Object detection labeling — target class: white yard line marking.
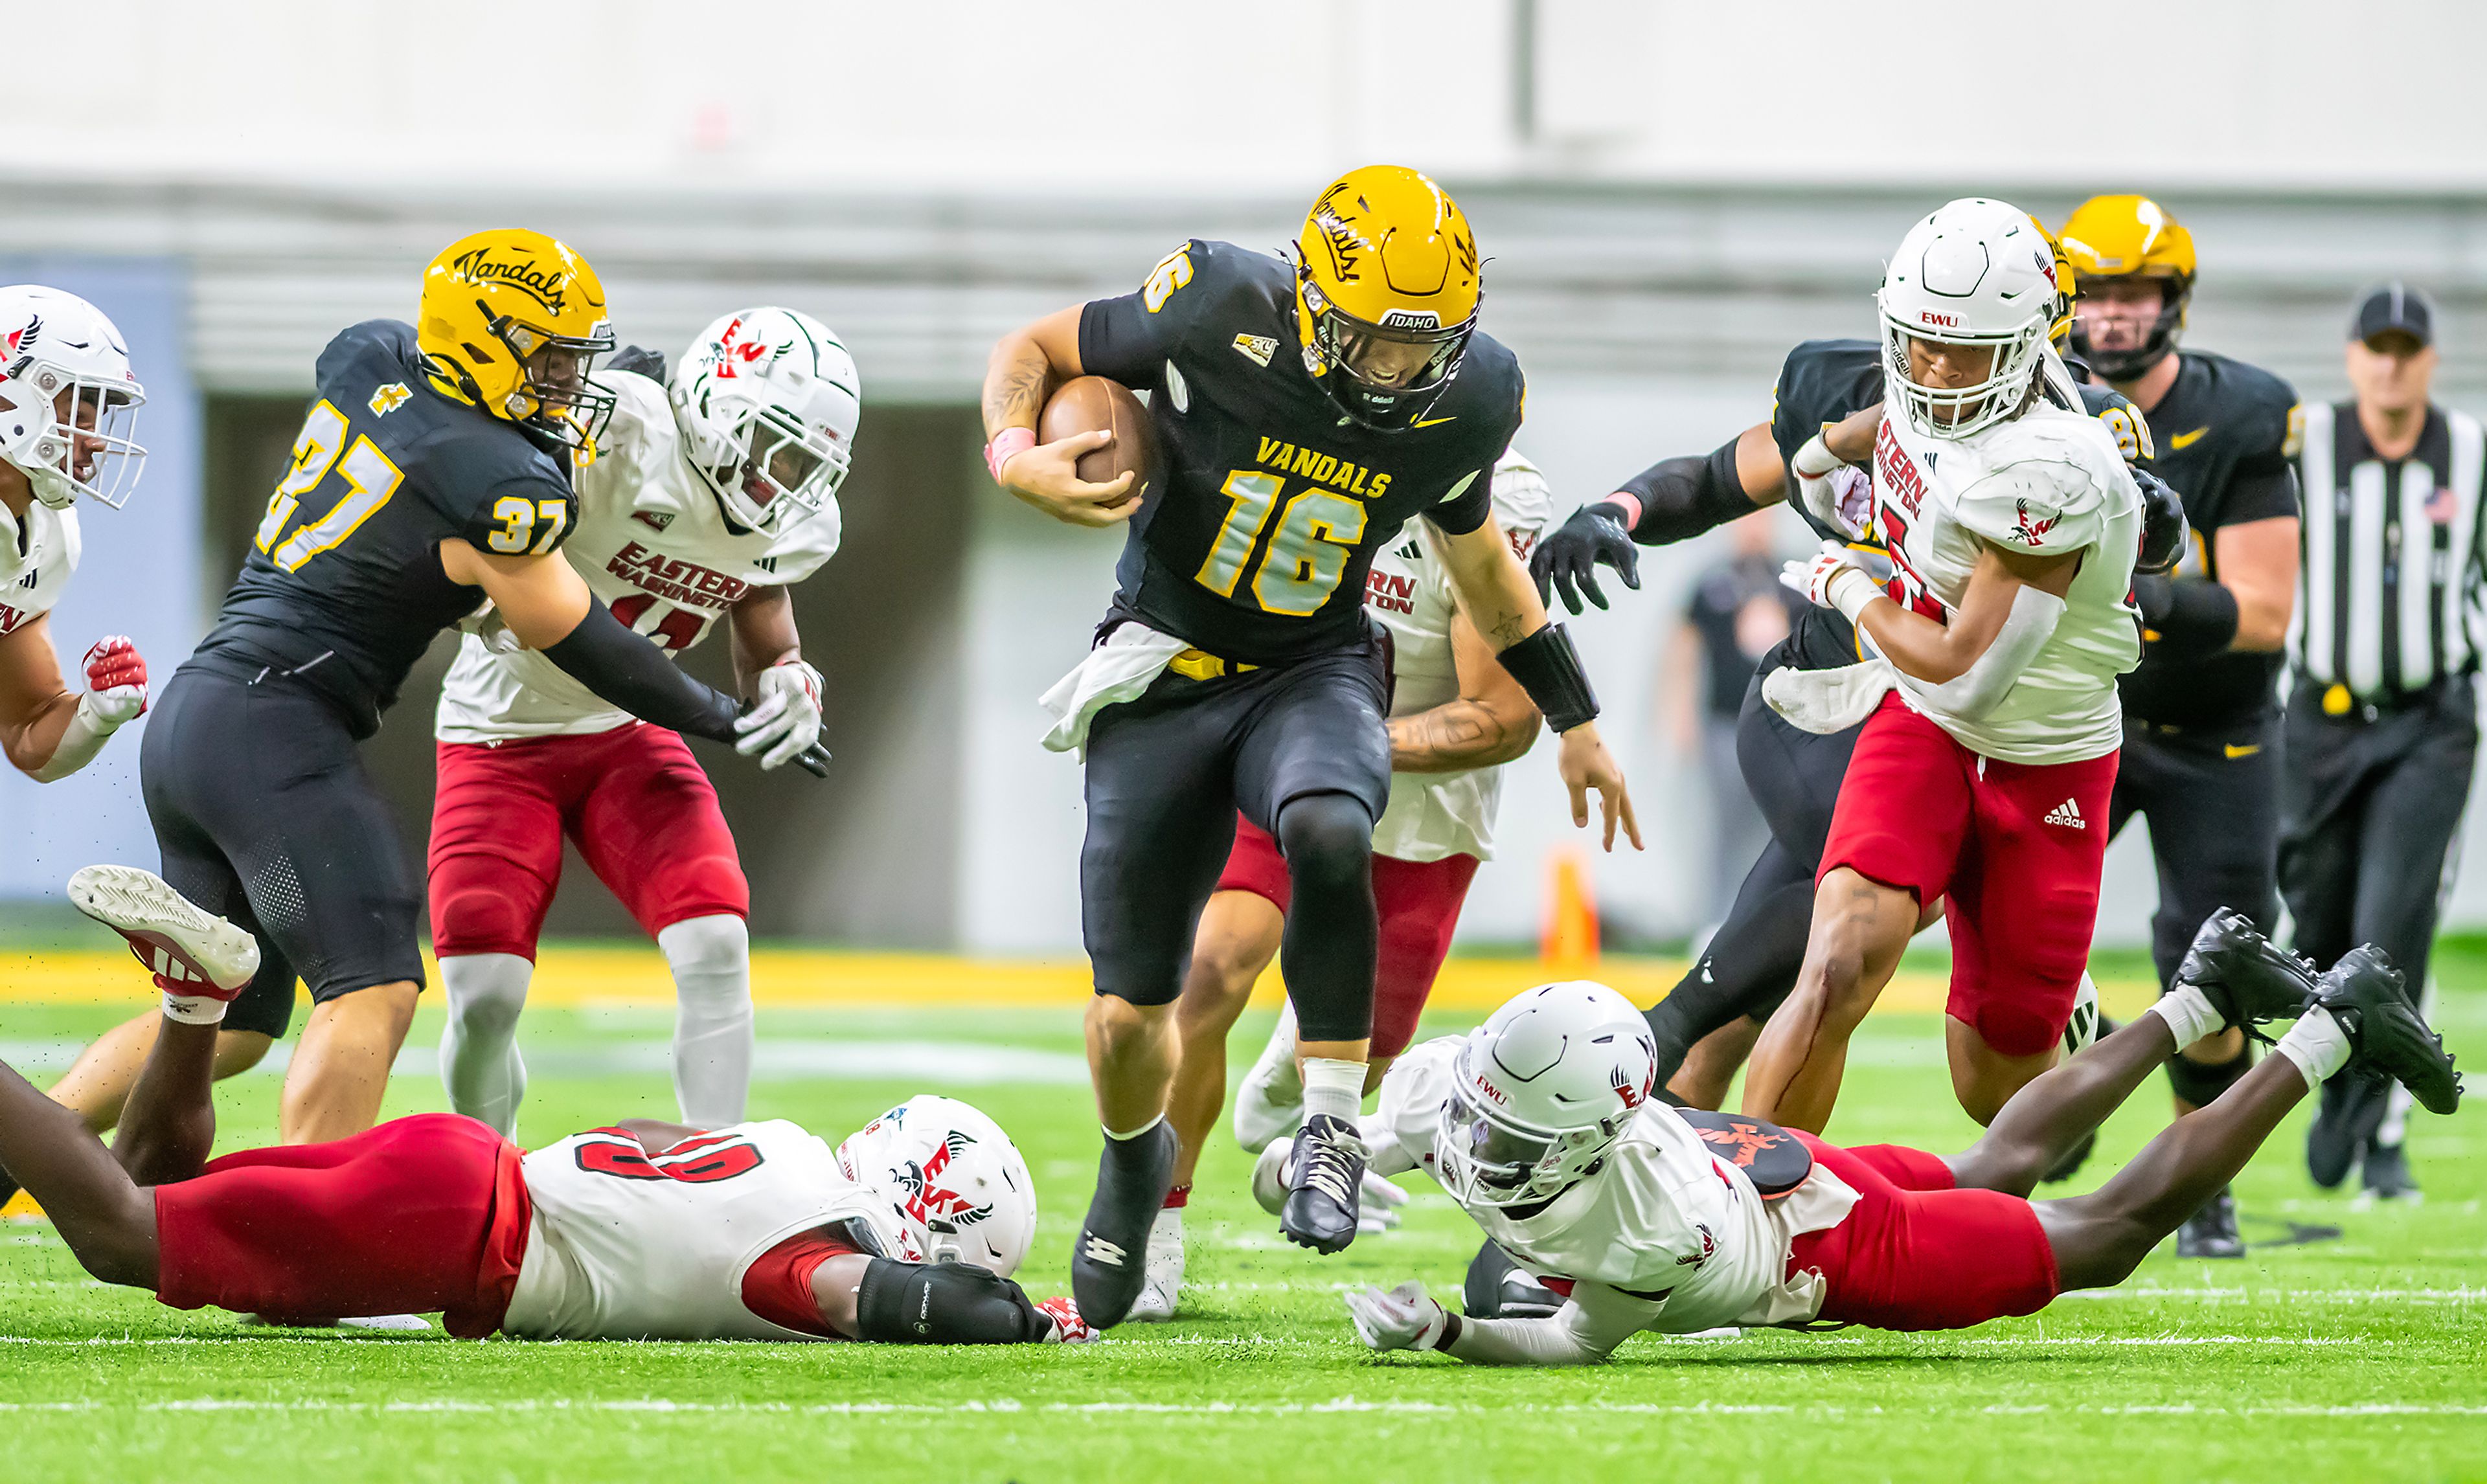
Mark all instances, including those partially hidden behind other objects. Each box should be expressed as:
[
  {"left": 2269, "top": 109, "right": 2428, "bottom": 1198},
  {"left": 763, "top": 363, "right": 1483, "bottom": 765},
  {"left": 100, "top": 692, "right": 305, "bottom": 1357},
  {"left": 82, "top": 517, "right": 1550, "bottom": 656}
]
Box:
[
  {"left": 0, "top": 1039, "right": 1091, "bottom": 1086},
  {"left": 0, "top": 1397, "right": 2479, "bottom": 1420}
]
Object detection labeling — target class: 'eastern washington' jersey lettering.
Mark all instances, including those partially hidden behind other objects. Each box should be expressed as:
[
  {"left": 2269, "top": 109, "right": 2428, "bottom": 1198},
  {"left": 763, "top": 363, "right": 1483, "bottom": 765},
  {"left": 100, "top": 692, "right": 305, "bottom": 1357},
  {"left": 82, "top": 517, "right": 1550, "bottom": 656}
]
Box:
[
  {"left": 436, "top": 371, "right": 841, "bottom": 742},
  {"left": 2116, "top": 349, "right": 2300, "bottom": 728},
  {"left": 1767, "top": 338, "right": 2157, "bottom": 676},
  {"left": 0, "top": 498, "right": 77, "bottom": 638},
  {"left": 1368, "top": 449, "right": 1552, "bottom": 864},
  {"left": 1077, "top": 239, "right": 1525, "bottom": 666},
  {"left": 503, "top": 1119, "right": 914, "bottom": 1342},
  {"left": 191, "top": 319, "right": 579, "bottom": 736}
]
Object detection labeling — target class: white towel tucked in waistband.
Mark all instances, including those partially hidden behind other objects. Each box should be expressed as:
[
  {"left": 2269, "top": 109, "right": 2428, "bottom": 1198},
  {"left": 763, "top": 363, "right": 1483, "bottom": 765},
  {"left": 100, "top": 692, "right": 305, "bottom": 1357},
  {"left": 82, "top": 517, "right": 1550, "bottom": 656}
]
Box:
[{"left": 1039, "top": 622, "right": 1194, "bottom": 756}]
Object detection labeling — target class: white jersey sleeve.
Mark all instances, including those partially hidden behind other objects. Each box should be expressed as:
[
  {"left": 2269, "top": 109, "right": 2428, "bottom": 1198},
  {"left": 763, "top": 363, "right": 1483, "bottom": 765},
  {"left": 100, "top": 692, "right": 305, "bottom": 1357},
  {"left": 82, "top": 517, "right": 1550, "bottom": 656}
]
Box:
[
  {"left": 0, "top": 500, "right": 79, "bottom": 638},
  {"left": 435, "top": 372, "right": 844, "bottom": 743},
  {"left": 502, "top": 1119, "right": 913, "bottom": 1342},
  {"left": 1367, "top": 447, "right": 1555, "bottom": 864}
]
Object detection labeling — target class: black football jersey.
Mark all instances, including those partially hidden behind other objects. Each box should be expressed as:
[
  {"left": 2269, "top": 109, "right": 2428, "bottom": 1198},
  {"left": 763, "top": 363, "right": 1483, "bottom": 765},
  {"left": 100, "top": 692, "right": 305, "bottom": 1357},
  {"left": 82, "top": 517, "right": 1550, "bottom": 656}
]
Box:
[
  {"left": 192, "top": 320, "right": 578, "bottom": 736},
  {"left": 2114, "top": 349, "right": 2300, "bottom": 728},
  {"left": 1766, "top": 338, "right": 2159, "bottom": 671},
  {"left": 1077, "top": 240, "right": 1524, "bottom": 666}
]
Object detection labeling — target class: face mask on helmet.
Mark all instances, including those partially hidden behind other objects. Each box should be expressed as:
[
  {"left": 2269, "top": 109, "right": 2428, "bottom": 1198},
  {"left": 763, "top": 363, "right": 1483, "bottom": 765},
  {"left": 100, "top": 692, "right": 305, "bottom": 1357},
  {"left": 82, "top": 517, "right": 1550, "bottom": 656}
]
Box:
[
  {"left": 0, "top": 286, "right": 148, "bottom": 510},
  {"left": 1876, "top": 201, "right": 2054, "bottom": 441},
  {"left": 490, "top": 313, "right": 617, "bottom": 453},
  {"left": 690, "top": 401, "right": 850, "bottom": 534},
  {"left": 670, "top": 308, "right": 861, "bottom": 535},
  {"left": 1302, "top": 278, "right": 1475, "bottom": 432}
]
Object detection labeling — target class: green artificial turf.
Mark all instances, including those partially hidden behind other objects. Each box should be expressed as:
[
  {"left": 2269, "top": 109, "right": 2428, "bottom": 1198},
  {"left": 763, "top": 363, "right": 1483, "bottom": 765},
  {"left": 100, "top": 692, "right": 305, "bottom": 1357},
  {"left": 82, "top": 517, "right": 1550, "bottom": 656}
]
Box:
[{"left": 1, "top": 987, "right": 2482, "bottom": 1482}]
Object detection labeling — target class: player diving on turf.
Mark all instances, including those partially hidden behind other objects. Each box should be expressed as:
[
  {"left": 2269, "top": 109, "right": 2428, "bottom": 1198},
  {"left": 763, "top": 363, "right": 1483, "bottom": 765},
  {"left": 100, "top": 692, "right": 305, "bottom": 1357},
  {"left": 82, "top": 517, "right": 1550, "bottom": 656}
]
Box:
[
  {"left": 1288, "top": 914, "right": 2458, "bottom": 1362},
  {"left": 0, "top": 867, "right": 1093, "bottom": 1346},
  {"left": 982, "top": 165, "right": 1638, "bottom": 1327}
]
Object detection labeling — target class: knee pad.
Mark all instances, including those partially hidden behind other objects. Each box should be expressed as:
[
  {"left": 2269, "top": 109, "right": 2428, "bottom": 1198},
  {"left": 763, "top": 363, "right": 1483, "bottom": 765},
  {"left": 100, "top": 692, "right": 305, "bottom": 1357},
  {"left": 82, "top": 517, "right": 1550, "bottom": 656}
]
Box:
[
  {"left": 1275, "top": 793, "right": 1374, "bottom": 889},
  {"left": 658, "top": 912, "right": 749, "bottom": 984},
  {"left": 2166, "top": 1043, "right": 2254, "bottom": 1106},
  {"left": 429, "top": 880, "right": 541, "bottom": 961}
]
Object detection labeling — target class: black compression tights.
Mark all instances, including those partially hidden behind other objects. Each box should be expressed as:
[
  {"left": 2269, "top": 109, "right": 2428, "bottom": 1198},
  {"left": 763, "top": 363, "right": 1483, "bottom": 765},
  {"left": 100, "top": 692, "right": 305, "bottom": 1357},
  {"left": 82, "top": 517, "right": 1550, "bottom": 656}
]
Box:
[
  {"left": 1645, "top": 839, "right": 1817, "bottom": 1086},
  {"left": 1274, "top": 793, "right": 1379, "bottom": 1044}
]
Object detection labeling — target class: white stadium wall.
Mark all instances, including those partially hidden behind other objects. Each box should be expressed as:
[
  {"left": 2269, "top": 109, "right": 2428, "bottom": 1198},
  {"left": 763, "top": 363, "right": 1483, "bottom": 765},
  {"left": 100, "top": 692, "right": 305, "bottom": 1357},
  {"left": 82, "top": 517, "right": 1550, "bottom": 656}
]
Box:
[{"left": 8, "top": 0, "right": 2487, "bottom": 949}]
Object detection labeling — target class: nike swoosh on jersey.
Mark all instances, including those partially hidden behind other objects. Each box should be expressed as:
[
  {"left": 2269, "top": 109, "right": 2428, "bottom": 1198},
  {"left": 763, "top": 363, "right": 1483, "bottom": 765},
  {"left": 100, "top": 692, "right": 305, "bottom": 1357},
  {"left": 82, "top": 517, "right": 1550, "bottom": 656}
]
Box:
[
  {"left": 2224, "top": 743, "right": 2262, "bottom": 759},
  {"left": 1413, "top": 416, "right": 1458, "bottom": 428},
  {"left": 2169, "top": 426, "right": 2212, "bottom": 450}
]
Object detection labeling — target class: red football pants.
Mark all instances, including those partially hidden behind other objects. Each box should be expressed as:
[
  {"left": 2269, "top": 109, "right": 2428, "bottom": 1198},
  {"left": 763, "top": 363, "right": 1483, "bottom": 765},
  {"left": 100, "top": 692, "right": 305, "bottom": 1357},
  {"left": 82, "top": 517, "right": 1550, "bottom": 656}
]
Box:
[
  {"left": 429, "top": 725, "right": 748, "bottom": 961},
  {"left": 153, "top": 1113, "right": 532, "bottom": 1338},
  {"left": 1215, "top": 814, "right": 1480, "bottom": 1058},
  {"left": 1819, "top": 695, "right": 2118, "bottom": 1058},
  {"left": 1786, "top": 1131, "right": 2060, "bottom": 1331}
]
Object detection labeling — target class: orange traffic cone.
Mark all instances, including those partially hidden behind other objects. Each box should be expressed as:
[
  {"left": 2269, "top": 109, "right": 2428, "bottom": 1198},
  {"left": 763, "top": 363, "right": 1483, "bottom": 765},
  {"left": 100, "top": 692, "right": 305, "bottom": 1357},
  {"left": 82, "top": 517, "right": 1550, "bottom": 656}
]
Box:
[
  {"left": 1540, "top": 847, "right": 1600, "bottom": 971},
  {"left": 1, "top": 1189, "right": 43, "bottom": 1221}
]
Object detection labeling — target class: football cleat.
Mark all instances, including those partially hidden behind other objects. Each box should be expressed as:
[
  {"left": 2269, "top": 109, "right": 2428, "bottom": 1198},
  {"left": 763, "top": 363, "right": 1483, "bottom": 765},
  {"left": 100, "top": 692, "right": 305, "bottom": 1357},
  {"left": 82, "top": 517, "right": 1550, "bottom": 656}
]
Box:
[
  {"left": 1463, "top": 1240, "right": 1563, "bottom": 1320},
  {"left": 2174, "top": 910, "right": 2315, "bottom": 1038},
  {"left": 2174, "top": 1185, "right": 2244, "bottom": 1260},
  {"left": 1124, "top": 1208, "right": 1185, "bottom": 1323},
  {"left": 2306, "top": 1070, "right": 2390, "bottom": 1190},
  {"left": 1069, "top": 1121, "right": 1177, "bottom": 1329},
  {"left": 67, "top": 864, "right": 259, "bottom": 997},
  {"left": 2061, "top": 974, "right": 2102, "bottom": 1059},
  {"left": 1232, "top": 1000, "right": 1305, "bottom": 1152},
  {"left": 2313, "top": 947, "right": 2462, "bottom": 1117},
  {"left": 1279, "top": 1113, "right": 1367, "bottom": 1255},
  {"left": 2358, "top": 1140, "right": 2421, "bottom": 1204}
]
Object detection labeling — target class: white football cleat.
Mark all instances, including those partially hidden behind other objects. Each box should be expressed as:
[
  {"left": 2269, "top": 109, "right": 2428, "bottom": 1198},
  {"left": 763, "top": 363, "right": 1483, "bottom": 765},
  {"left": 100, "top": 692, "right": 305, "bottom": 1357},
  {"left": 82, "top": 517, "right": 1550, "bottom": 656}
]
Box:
[
  {"left": 67, "top": 864, "right": 259, "bottom": 995},
  {"left": 1124, "top": 1208, "right": 1184, "bottom": 1322},
  {"left": 1232, "top": 1000, "right": 1305, "bottom": 1152},
  {"left": 2062, "top": 971, "right": 2102, "bottom": 1059}
]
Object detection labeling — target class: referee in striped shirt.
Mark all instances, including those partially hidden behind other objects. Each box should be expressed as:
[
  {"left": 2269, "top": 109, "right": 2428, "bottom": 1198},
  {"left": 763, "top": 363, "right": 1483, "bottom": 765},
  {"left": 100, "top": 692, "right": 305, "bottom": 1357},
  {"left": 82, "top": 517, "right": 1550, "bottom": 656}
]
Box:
[{"left": 2283, "top": 282, "right": 2481, "bottom": 1201}]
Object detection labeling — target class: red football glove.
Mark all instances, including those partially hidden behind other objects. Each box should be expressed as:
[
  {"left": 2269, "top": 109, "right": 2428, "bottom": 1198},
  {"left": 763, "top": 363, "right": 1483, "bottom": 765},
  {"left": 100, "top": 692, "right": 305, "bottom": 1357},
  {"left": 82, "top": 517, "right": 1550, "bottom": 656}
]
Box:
[
  {"left": 81, "top": 636, "right": 148, "bottom": 723},
  {"left": 1036, "top": 1296, "right": 1099, "bottom": 1343}
]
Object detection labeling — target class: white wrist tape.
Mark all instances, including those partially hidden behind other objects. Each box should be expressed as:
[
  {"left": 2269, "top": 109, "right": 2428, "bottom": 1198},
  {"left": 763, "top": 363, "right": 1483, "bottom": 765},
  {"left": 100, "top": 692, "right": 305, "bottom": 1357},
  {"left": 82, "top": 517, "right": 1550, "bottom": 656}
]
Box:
[
  {"left": 1823, "top": 565, "right": 1882, "bottom": 625},
  {"left": 1918, "top": 583, "right": 2066, "bottom": 721},
  {"left": 1791, "top": 432, "right": 1845, "bottom": 478},
  {"left": 28, "top": 691, "right": 122, "bottom": 783}
]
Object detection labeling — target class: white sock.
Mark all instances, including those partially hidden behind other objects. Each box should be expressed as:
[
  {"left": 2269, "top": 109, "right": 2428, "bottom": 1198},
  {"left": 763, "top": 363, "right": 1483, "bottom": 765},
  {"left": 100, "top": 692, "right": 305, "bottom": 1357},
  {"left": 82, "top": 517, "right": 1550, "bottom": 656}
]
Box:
[
  {"left": 1301, "top": 1057, "right": 1365, "bottom": 1126},
  {"left": 440, "top": 952, "right": 533, "bottom": 1138},
  {"left": 662, "top": 914, "right": 753, "bottom": 1126},
  {"left": 1105, "top": 1112, "right": 1165, "bottom": 1142},
  {"left": 2276, "top": 1006, "right": 2352, "bottom": 1091},
  {"left": 2146, "top": 982, "right": 2223, "bottom": 1050},
  {"left": 160, "top": 992, "right": 227, "bottom": 1026}
]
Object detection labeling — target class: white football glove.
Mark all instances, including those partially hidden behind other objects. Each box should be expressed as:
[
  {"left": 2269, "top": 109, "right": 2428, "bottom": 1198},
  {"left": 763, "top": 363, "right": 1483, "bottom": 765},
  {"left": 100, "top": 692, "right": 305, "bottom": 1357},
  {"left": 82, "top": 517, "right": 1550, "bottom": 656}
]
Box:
[
  {"left": 1780, "top": 541, "right": 1882, "bottom": 623},
  {"left": 1789, "top": 433, "right": 1874, "bottom": 540},
  {"left": 1358, "top": 1169, "right": 1409, "bottom": 1233},
  {"left": 1344, "top": 1280, "right": 1451, "bottom": 1353},
  {"left": 734, "top": 657, "right": 824, "bottom": 770},
  {"left": 1035, "top": 1296, "right": 1100, "bottom": 1343},
  {"left": 81, "top": 636, "right": 148, "bottom": 725}
]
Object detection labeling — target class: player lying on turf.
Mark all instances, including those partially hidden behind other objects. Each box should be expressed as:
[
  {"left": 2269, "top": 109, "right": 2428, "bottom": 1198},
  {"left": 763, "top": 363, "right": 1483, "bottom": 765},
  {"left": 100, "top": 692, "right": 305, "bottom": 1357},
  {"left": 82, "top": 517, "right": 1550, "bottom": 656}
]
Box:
[
  {"left": 1249, "top": 912, "right": 2458, "bottom": 1361},
  {"left": 0, "top": 866, "right": 1090, "bottom": 1345}
]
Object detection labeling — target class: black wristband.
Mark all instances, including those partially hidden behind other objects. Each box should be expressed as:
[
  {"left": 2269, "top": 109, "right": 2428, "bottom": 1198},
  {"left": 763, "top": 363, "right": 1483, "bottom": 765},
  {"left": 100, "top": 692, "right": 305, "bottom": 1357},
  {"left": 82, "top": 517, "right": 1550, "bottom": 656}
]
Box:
[
  {"left": 1614, "top": 436, "right": 1753, "bottom": 545},
  {"left": 854, "top": 1258, "right": 1048, "bottom": 1345},
  {"left": 540, "top": 596, "right": 744, "bottom": 744},
  {"left": 1495, "top": 621, "right": 1600, "bottom": 732},
  {"left": 2131, "top": 574, "right": 2240, "bottom": 653}
]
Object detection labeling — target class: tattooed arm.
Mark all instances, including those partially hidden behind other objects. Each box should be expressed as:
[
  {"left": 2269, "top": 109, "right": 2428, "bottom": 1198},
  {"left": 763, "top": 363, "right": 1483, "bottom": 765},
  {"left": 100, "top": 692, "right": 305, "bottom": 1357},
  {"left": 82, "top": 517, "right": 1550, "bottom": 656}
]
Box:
[
  {"left": 980, "top": 306, "right": 1135, "bottom": 526},
  {"left": 1391, "top": 607, "right": 1540, "bottom": 774}
]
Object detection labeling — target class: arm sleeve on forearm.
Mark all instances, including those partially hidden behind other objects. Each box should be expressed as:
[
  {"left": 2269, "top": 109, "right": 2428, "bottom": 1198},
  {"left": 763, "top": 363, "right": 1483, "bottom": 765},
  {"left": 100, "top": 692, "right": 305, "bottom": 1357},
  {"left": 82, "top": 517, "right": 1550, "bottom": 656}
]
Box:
[
  {"left": 854, "top": 1259, "right": 1053, "bottom": 1345},
  {"left": 1910, "top": 583, "right": 2067, "bottom": 721},
  {"left": 1441, "top": 1284, "right": 1658, "bottom": 1366},
  {"left": 1615, "top": 437, "right": 1754, "bottom": 545},
  {"left": 2131, "top": 573, "right": 2241, "bottom": 655},
  {"left": 540, "top": 597, "right": 744, "bottom": 744},
  {"left": 26, "top": 694, "right": 117, "bottom": 783}
]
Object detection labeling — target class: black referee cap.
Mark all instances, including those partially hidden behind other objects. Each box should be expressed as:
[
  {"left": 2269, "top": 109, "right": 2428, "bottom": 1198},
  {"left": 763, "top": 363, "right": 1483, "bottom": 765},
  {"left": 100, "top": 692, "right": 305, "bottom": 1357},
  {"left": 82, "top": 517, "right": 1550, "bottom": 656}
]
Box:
[{"left": 2352, "top": 282, "right": 2435, "bottom": 348}]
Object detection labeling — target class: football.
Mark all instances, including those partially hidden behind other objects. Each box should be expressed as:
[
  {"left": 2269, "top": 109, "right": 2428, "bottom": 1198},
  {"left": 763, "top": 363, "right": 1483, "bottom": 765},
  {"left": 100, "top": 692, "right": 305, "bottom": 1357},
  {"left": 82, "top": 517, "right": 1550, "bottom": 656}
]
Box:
[{"left": 1038, "top": 374, "right": 1160, "bottom": 508}]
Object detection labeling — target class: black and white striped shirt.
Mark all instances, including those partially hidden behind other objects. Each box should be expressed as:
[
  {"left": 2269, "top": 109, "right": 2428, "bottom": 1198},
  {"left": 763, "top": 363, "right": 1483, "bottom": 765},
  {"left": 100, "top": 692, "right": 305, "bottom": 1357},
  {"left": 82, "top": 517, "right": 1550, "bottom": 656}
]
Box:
[{"left": 2293, "top": 401, "right": 2487, "bottom": 699}]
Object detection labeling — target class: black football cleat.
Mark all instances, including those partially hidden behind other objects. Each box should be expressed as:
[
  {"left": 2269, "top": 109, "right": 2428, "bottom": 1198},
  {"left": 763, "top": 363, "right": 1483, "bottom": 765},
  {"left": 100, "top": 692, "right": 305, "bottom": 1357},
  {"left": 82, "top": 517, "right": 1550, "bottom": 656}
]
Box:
[
  {"left": 2306, "top": 1070, "right": 2390, "bottom": 1190},
  {"left": 1278, "top": 1113, "right": 1367, "bottom": 1255},
  {"left": 2361, "top": 1140, "right": 2420, "bottom": 1202},
  {"left": 1070, "top": 1121, "right": 1177, "bottom": 1329},
  {"left": 2313, "top": 946, "right": 2463, "bottom": 1117},
  {"left": 2175, "top": 910, "right": 2315, "bottom": 1037},
  {"left": 1464, "top": 1240, "right": 1564, "bottom": 1320},
  {"left": 2175, "top": 1185, "right": 2245, "bottom": 1259}
]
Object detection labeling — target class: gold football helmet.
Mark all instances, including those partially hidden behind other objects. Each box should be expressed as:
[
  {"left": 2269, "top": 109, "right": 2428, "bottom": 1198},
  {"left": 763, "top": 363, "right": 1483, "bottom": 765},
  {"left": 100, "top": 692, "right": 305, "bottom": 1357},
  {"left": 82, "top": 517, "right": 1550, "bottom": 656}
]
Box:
[
  {"left": 2057, "top": 195, "right": 2195, "bottom": 379},
  {"left": 416, "top": 229, "right": 616, "bottom": 450},
  {"left": 1293, "top": 164, "right": 1481, "bottom": 431},
  {"left": 2028, "top": 214, "right": 2078, "bottom": 352}
]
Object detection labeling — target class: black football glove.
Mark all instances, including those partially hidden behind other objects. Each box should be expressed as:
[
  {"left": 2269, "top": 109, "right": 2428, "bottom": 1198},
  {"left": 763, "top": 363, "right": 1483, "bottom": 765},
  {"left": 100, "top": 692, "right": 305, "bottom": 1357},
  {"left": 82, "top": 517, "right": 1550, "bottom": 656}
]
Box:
[
  {"left": 2133, "top": 467, "right": 2189, "bottom": 576},
  {"left": 608, "top": 344, "right": 668, "bottom": 383},
  {"left": 1530, "top": 501, "right": 1642, "bottom": 614}
]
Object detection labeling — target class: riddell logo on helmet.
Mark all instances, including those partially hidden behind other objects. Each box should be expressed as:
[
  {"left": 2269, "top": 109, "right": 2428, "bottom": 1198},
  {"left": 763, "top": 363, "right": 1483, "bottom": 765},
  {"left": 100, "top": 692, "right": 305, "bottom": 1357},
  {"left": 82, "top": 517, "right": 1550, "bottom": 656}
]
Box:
[
  {"left": 450, "top": 249, "right": 569, "bottom": 317},
  {"left": 1918, "top": 311, "right": 1962, "bottom": 328}
]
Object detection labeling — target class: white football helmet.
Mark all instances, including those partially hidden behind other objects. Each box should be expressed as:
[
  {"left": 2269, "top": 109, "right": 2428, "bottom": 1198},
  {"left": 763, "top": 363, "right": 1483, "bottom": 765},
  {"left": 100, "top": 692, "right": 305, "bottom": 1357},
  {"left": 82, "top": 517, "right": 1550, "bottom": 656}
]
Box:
[
  {"left": 835, "top": 1094, "right": 1036, "bottom": 1277},
  {"left": 1434, "top": 981, "right": 1659, "bottom": 1208},
  {"left": 0, "top": 286, "right": 146, "bottom": 510},
  {"left": 668, "top": 306, "right": 859, "bottom": 535},
  {"left": 1877, "top": 199, "right": 2056, "bottom": 441}
]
